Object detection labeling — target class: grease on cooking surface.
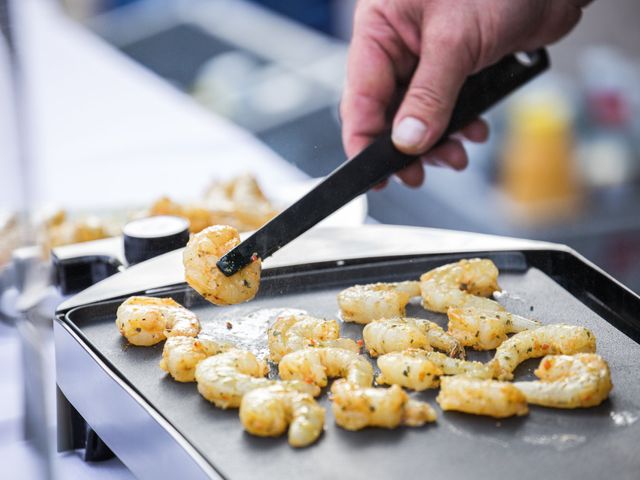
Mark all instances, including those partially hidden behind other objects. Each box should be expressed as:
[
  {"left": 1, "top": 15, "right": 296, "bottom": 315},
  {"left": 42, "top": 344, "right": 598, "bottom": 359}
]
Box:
[
  {"left": 201, "top": 308, "right": 307, "bottom": 360},
  {"left": 610, "top": 411, "right": 639, "bottom": 427},
  {"left": 522, "top": 434, "right": 586, "bottom": 451}
]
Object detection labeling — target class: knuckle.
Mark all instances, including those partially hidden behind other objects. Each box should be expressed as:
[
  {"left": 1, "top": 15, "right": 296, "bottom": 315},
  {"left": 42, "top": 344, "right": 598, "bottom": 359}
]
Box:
[{"left": 406, "top": 83, "right": 447, "bottom": 114}]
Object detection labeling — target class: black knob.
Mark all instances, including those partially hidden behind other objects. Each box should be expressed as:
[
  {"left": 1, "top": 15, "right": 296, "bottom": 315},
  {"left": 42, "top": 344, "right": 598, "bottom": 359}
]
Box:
[{"left": 123, "top": 216, "right": 190, "bottom": 266}]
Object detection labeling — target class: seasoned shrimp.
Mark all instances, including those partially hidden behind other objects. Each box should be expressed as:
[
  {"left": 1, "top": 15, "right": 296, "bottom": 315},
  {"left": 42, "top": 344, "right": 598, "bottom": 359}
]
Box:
[
  {"left": 376, "top": 350, "right": 492, "bottom": 390},
  {"left": 436, "top": 376, "right": 529, "bottom": 418},
  {"left": 363, "top": 317, "right": 464, "bottom": 358},
  {"left": 448, "top": 306, "right": 541, "bottom": 350},
  {"left": 195, "top": 349, "right": 319, "bottom": 409},
  {"left": 491, "top": 324, "right": 596, "bottom": 380},
  {"left": 115, "top": 296, "right": 200, "bottom": 346},
  {"left": 330, "top": 379, "right": 436, "bottom": 430},
  {"left": 240, "top": 384, "right": 325, "bottom": 447},
  {"left": 514, "top": 354, "right": 612, "bottom": 408},
  {"left": 420, "top": 258, "right": 502, "bottom": 313},
  {"left": 183, "top": 225, "right": 261, "bottom": 306},
  {"left": 268, "top": 314, "right": 359, "bottom": 363},
  {"left": 159, "top": 335, "right": 231, "bottom": 382},
  {"left": 338, "top": 281, "right": 420, "bottom": 324},
  {"left": 279, "top": 347, "right": 374, "bottom": 388}
]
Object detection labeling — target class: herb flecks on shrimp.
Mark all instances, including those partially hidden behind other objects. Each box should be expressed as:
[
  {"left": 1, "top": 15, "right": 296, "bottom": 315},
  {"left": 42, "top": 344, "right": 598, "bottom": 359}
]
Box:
[
  {"left": 514, "top": 353, "right": 612, "bottom": 408},
  {"left": 491, "top": 324, "right": 596, "bottom": 380},
  {"left": 183, "top": 225, "right": 261, "bottom": 306},
  {"left": 420, "top": 258, "right": 502, "bottom": 313},
  {"left": 363, "top": 317, "right": 464, "bottom": 358},
  {"left": 116, "top": 296, "right": 200, "bottom": 346},
  {"left": 338, "top": 281, "right": 421, "bottom": 324}
]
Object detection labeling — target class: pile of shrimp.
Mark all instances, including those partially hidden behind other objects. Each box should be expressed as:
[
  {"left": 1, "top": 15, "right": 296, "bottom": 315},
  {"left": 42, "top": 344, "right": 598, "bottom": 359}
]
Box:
[
  {"left": 115, "top": 254, "right": 613, "bottom": 448},
  {"left": 147, "top": 173, "right": 277, "bottom": 234},
  {"left": 336, "top": 258, "right": 612, "bottom": 418}
]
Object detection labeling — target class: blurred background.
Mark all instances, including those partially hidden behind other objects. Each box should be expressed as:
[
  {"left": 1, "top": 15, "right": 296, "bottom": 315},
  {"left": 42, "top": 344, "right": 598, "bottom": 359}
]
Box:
[
  {"left": 50, "top": 0, "right": 640, "bottom": 292},
  {"left": 0, "top": 0, "right": 638, "bottom": 477},
  {"left": 2, "top": 0, "right": 640, "bottom": 295}
]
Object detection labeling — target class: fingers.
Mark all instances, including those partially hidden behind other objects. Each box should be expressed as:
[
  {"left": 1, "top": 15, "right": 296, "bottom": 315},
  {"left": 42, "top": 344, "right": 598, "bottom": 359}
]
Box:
[
  {"left": 459, "top": 118, "right": 489, "bottom": 143},
  {"left": 340, "top": 16, "right": 399, "bottom": 158},
  {"left": 421, "top": 138, "right": 469, "bottom": 171},
  {"left": 388, "top": 137, "right": 469, "bottom": 190},
  {"left": 395, "top": 161, "right": 425, "bottom": 188},
  {"left": 391, "top": 20, "right": 476, "bottom": 155}
]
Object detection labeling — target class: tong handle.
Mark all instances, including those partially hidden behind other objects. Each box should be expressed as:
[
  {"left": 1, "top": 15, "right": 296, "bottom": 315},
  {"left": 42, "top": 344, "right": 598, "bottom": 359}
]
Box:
[
  {"left": 342, "top": 49, "right": 550, "bottom": 186},
  {"left": 217, "top": 49, "right": 549, "bottom": 276}
]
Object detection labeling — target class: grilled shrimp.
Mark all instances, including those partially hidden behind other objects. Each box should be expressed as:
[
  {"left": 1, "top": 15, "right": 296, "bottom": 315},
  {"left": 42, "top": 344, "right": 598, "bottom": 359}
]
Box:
[
  {"left": 363, "top": 317, "right": 464, "bottom": 358},
  {"left": 376, "top": 350, "right": 492, "bottom": 391},
  {"left": 491, "top": 324, "right": 596, "bottom": 380},
  {"left": 514, "top": 354, "right": 612, "bottom": 408},
  {"left": 330, "top": 379, "right": 436, "bottom": 430},
  {"left": 279, "top": 347, "right": 374, "bottom": 388},
  {"left": 195, "top": 349, "right": 319, "bottom": 409},
  {"left": 183, "top": 225, "right": 261, "bottom": 306},
  {"left": 115, "top": 296, "right": 200, "bottom": 346},
  {"left": 240, "top": 384, "right": 325, "bottom": 448},
  {"left": 268, "top": 313, "right": 359, "bottom": 363},
  {"left": 159, "top": 335, "right": 231, "bottom": 382},
  {"left": 436, "top": 376, "right": 529, "bottom": 418},
  {"left": 420, "top": 258, "right": 502, "bottom": 313},
  {"left": 338, "top": 281, "right": 421, "bottom": 324},
  {"left": 448, "top": 306, "right": 540, "bottom": 350}
]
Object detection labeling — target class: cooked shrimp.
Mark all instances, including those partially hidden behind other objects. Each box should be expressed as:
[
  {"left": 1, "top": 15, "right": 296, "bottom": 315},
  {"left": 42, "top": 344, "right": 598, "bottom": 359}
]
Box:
[
  {"left": 159, "top": 335, "right": 231, "bottom": 382},
  {"left": 491, "top": 324, "right": 596, "bottom": 380},
  {"left": 436, "top": 376, "right": 529, "bottom": 418},
  {"left": 420, "top": 258, "right": 502, "bottom": 313},
  {"left": 240, "top": 384, "right": 325, "bottom": 447},
  {"left": 363, "top": 317, "right": 464, "bottom": 358},
  {"left": 447, "top": 306, "right": 540, "bottom": 350},
  {"left": 268, "top": 313, "right": 359, "bottom": 363},
  {"left": 337, "top": 281, "right": 420, "bottom": 324},
  {"left": 330, "top": 379, "right": 436, "bottom": 430},
  {"left": 514, "top": 354, "right": 612, "bottom": 408},
  {"left": 115, "top": 296, "right": 200, "bottom": 346},
  {"left": 183, "top": 225, "right": 261, "bottom": 306},
  {"left": 195, "top": 349, "right": 319, "bottom": 409},
  {"left": 279, "top": 347, "right": 374, "bottom": 388},
  {"left": 376, "top": 350, "right": 492, "bottom": 391}
]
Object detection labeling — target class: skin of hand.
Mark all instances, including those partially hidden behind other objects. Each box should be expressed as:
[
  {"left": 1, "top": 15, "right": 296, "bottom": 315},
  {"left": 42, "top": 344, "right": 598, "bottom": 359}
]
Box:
[{"left": 341, "top": 0, "right": 591, "bottom": 188}]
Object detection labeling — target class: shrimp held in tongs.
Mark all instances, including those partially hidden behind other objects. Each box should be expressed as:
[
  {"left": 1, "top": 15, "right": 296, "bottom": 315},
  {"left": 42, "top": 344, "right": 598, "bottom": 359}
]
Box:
[
  {"left": 337, "top": 281, "right": 421, "bottom": 324},
  {"left": 194, "top": 349, "right": 319, "bottom": 409},
  {"left": 363, "top": 317, "right": 464, "bottom": 358},
  {"left": 447, "top": 306, "right": 540, "bottom": 350},
  {"left": 240, "top": 384, "right": 325, "bottom": 448},
  {"left": 183, "top": 225, "right": 261, "bottom": 305},
  {"left": 514, "top": 353, "right": 612, "bottom": 408},
  {"left": 376, "top": 350, "right": 492, "bottom": 391},
  {"left": 279, "top": 347, "right": 374, "bottom": 388},
  {"left": 159, "top": 335, "right": 232, "bottom": 382},
  {"left": 436, "top": 376, "right": 529, "bottom": 418},
  {"left": 116, "top": 296, "right": 200, "bottom": 346},
  {"left": 420, "top": 258, "right": 502, "bottom": 313},
  {"left": 330, "top": 379, "right": 437, "bottom": 431},
  {"left": 268, "top": 313, "right": 359, "bottom": 363},
  {"left": 490, "top": 324, "right": 596, "bottom": 380}
]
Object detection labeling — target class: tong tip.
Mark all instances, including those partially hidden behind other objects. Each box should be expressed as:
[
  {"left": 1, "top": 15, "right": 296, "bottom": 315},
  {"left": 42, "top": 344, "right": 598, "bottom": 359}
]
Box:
[{"left": 216, "top": 249, "right": 249, "bottom": 277}]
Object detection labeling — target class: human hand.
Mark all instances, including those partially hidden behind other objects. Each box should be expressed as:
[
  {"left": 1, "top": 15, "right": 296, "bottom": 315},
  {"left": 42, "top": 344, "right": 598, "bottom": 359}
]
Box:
[{"left": 341, "top": 0, "right": 589, "bottom": 187}]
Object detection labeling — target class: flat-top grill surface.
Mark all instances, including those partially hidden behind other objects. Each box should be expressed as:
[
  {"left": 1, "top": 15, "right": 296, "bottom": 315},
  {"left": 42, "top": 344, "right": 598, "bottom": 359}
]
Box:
[{"left": 63, "top": 253, "right": 640, "bottom": 480}]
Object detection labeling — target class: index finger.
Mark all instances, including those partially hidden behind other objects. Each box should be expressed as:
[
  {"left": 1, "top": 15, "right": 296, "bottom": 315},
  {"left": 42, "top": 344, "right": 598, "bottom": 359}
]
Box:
[{"left": 340, "top": 27, "right": 397, "bottom": 158}]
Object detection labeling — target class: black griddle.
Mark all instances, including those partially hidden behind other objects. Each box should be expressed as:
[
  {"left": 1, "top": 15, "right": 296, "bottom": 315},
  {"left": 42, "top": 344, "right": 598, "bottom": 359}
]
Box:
[{"left": 56, "top": 250, "right": 640, "bottom": 480}]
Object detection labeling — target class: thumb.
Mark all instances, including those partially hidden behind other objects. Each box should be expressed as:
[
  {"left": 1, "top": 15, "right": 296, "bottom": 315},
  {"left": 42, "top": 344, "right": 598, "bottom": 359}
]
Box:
[{"left": 391, "top": 31, "right": 474, "bottom": 155}]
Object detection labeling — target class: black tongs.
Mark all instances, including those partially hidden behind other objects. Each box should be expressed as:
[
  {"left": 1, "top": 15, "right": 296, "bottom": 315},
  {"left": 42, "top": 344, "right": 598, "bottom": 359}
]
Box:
[{"left": 218, "top": 49, "right": 549, "bottom": 276}]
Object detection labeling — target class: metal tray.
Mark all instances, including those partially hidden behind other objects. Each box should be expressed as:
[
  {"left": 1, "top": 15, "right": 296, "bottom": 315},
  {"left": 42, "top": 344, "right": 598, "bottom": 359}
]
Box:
[{"left": 57, "top": 250, "right": 640, "bottom": 480}]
